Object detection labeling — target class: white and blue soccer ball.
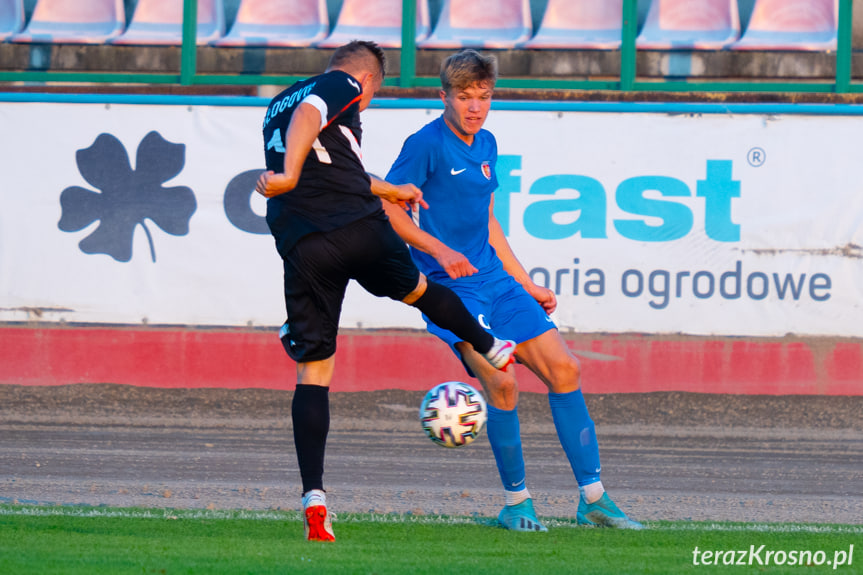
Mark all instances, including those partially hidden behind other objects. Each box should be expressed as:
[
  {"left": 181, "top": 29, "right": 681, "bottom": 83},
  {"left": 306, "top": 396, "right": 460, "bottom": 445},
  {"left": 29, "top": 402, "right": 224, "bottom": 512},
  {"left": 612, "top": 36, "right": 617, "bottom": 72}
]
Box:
[{"left": 419, "top": 381, "right": 488, "bottom": 448}]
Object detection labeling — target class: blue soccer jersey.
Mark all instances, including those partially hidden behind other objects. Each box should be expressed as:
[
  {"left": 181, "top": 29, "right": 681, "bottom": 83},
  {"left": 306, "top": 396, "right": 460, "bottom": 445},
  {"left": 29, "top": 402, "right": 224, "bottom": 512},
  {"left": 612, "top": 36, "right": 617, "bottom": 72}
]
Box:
[
  {"left": 388, "top": 115, "right": 556, "bottom": 353},
  {"left": 386, "top": 116, "right": 504, "bottom": 281}
]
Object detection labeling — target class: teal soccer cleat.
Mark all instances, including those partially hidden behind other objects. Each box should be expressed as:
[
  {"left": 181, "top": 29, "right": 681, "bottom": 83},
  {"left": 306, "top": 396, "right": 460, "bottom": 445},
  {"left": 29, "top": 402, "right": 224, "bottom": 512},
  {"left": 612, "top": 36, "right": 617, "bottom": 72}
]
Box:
[
  {"left": 576, "top": 509, "right": 596, "bottom": 527},
  {"left": 578, "top": 493, "right": 644, "bottom": 529},
  {"left": 497, "top": 499, "right": 548, "bottom": 532}
]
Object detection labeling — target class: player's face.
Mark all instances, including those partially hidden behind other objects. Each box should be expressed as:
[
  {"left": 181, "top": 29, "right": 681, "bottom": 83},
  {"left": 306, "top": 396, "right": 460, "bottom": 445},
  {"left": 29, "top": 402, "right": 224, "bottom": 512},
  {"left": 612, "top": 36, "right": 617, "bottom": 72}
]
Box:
[{"left": 441, "top": 82, "right": 493, "bottom": 144}]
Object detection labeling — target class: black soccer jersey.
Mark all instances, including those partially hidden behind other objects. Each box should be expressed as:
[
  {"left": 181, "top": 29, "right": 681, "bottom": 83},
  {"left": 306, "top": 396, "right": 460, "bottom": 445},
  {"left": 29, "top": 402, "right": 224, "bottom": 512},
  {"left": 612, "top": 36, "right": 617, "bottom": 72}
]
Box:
[{"left": 263, "top": 70, "right": 385, "bottom": 257}]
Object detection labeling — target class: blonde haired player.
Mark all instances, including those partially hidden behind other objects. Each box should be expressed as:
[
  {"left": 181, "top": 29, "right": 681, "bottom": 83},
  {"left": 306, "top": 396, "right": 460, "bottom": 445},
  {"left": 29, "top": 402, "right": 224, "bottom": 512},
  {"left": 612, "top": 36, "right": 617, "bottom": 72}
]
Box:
[{"left": 384, "top": 49, "right": 642, "bottom": 531}]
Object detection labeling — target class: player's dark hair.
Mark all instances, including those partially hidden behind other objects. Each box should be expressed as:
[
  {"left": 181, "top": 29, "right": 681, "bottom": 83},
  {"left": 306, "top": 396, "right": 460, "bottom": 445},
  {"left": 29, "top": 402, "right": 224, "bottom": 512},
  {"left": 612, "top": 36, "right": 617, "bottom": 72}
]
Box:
[
  {"left": 440, "top": 49, "right": 497, "bottom": 93},
  {"left": 328, "top": 40, "right": 387, "bottom": 80}
]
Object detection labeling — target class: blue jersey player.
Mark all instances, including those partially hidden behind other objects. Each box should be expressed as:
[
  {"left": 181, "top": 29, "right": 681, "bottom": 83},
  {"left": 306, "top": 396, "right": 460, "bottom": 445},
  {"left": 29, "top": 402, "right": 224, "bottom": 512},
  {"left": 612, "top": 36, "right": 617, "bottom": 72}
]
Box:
[
  {"left": 256, "top": 42, "right": 515, "bottom": 542},
  {"left": 384, "top": 50, "right": 643, "bottom": 531}
]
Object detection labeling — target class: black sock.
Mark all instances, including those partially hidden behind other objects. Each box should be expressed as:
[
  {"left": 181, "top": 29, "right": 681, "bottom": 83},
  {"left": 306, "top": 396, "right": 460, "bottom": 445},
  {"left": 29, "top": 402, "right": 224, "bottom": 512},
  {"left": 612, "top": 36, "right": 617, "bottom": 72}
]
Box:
[
  {"left": 292, "top": 384, "right": 330, "bottom": 494},
  {"left": 411, "top": 281, "right": 494, "bottom": 354}
]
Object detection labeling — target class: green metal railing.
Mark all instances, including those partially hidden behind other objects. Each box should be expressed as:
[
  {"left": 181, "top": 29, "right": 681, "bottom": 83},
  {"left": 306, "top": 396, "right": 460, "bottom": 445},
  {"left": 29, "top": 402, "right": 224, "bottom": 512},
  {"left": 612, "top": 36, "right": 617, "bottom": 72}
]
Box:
[{"left": 0, "top": 0, "right": 858, "bottom": 94}]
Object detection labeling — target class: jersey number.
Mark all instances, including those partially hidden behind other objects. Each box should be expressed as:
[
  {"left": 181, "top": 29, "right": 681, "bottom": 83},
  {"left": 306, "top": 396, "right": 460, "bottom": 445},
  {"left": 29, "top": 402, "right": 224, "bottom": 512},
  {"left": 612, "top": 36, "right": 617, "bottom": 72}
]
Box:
[
  {"left": 267, "top": 129, "right": 333, "bottom": 165},
  {"left": 266, "top": 130, "right": 285, "bottom": 153},
  {"left": 312, "top": 138, "right": 332, "bottom": 164}
]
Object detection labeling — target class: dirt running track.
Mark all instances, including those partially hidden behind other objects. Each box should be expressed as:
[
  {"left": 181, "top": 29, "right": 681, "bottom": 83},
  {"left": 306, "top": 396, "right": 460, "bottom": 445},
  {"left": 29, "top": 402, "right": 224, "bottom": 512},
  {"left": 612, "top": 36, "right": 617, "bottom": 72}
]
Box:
[{"left": 1, "top": 385, "right": 861, "bottom": 525}]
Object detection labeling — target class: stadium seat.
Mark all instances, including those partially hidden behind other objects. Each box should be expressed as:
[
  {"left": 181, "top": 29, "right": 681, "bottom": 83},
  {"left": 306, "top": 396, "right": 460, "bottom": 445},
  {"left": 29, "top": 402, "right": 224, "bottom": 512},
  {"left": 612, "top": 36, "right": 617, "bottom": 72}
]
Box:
[
  {"left": 0, "top": 0, "right": 24, "bottom": 42},
  {"left": 10, "top": 0, "right": 125, "bottom": 44},
  {"left": 111, "top": 0, "right": 224, "bottom": 46},
  {"left": 418, "top": 0, "right": 532, "bottom": 49},
  {"left": 213, "top": 0, "right": 328, "bottom": 47},
  {"left": 732, "top": 0, "right": 838, "bottom": 51},
  {"left": 521, "top": 0, "right": 622, "bottom": 50},
  {"left": 316, "top": 0, "right": 430, "bottom": 49},
  {"left": 636, "top": 0, "right": 740, "bottom": 50}
]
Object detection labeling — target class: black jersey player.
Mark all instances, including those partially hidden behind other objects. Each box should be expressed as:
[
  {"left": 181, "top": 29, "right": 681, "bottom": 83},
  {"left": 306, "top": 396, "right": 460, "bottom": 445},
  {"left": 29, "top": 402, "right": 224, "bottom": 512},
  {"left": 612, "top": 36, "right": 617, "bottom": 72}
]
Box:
[{"left": 255, "top": 40, "right": 515, "bottom": 542}]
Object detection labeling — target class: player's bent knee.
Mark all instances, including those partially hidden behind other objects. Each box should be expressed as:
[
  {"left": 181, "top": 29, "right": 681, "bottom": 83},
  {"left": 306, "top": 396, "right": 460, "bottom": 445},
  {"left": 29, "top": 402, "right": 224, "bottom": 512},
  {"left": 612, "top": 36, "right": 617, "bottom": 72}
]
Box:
[
  {"left": 547, "top": 357, "right": 581, "bottom": 392},
  {"left": 484, "top": 371, "right": 518, "bottom": 403},
  {"left": 401, "top": 273, "right": 427, "bottom": 305}
]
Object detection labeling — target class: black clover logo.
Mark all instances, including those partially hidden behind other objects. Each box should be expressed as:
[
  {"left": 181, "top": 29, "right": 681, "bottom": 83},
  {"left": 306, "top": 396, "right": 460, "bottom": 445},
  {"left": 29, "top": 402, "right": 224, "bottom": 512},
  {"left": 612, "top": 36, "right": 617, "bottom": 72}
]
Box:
[{"left": 58, "top": 131, "right": 197, "bottom": 262}]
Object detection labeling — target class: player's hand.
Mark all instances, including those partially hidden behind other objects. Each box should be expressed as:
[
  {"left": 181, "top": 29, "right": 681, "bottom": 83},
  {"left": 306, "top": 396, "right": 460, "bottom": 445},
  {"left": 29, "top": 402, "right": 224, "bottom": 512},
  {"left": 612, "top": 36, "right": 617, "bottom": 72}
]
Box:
[
  {"left": 526, "top": 282, "right": 557, "bottom": 314},
  {"left": 433, "top": 245, "right": 478, "bottom": 279},
  {"left": 255, "top": 170, "right": 294, "bottom": 198},
  {"left": 389, "top": 183, "right": 430, "bottom": 211}
]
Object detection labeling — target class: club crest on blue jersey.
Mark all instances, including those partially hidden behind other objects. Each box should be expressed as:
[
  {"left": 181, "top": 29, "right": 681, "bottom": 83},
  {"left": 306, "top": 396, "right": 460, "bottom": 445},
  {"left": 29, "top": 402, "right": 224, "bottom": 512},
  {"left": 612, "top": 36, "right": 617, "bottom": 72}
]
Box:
[{"left": 481, "top": 162, "right": 492, "bottom": 180}]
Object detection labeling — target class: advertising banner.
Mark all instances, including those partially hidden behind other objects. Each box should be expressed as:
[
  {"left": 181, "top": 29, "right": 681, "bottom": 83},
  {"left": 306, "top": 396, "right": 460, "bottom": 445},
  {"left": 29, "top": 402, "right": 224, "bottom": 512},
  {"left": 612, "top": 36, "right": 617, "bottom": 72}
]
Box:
[{"left": 1, "top": 100, "right": 861, "bottom": 336}]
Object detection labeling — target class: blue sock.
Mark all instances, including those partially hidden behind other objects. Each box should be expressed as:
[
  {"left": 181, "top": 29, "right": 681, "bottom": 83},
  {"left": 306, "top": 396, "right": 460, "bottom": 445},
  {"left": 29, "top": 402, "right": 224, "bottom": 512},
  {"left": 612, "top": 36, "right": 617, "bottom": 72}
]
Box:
[
  {"left": 486, "top": 404, "right": 526, "bottom": 492},
  {"left": 548, "top": 388, "right": 601, "bottom": 487}
]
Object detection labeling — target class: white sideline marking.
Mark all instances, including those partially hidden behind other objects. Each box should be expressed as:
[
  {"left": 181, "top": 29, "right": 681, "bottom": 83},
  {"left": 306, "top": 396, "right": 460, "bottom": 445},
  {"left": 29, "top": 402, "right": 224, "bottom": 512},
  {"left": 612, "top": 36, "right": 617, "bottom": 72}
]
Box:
[
  {"left": 654, "top": 522, "right": 863, "bottom": 535},
  {"left": 0, "top": 506, "right": 861, "bottom": 534}
]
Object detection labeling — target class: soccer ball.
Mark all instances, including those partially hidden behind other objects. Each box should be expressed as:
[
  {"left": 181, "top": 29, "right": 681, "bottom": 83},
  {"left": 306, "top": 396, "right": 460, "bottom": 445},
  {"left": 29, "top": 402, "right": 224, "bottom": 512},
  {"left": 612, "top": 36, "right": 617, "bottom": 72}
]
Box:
[{"left": 419, "top": 381, "right": 488, "bottom": 448}]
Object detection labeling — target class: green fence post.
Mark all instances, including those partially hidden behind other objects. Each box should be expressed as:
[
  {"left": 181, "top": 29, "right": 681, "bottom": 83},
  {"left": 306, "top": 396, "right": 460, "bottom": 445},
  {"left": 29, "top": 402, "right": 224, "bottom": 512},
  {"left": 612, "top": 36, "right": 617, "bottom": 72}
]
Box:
[
  {"left": 180, "top": 0, "right": 198, "bottom": 85},
  {"left": 836, "top": 0, "right": 853, "bottom": 93},
  {"left": 400, "top": 0, "right": 417, "bottom": 88},
  {"left": 621, "top": 0, "right": 638, "bottom": 92}
]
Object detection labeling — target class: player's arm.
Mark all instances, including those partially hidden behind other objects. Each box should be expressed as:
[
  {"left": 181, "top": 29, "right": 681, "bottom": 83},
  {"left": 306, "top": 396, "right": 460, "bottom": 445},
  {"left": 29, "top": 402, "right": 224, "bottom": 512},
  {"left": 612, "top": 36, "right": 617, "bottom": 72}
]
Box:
[
  {"left": 369, "top": 175, "right": 429, "bottom": 210},
  {"left": 488, "top": 195, "right": 557, "bottom": 313},
  {"left": 255, "top": 103, "right": 322, "bottom": 198},
  {"left": 381, "top": 200, "right": 478, "bottom": 279}
]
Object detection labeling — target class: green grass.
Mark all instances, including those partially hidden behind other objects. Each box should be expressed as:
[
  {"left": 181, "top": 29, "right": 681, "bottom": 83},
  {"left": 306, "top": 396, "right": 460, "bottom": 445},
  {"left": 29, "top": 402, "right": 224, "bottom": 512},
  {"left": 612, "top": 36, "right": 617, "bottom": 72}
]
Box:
[{"left": 1, "top": 505, "right": 861, "bottom": 574}]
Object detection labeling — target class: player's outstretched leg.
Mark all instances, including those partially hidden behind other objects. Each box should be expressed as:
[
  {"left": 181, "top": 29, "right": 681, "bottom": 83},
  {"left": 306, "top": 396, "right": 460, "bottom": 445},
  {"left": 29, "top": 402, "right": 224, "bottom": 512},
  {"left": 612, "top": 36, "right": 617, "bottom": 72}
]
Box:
[
  {"left": 408, "top": 281, "right": 515, "bottom": 371},
  {"left": 302, "top": 489, "right": 335, "bottom": 542}
]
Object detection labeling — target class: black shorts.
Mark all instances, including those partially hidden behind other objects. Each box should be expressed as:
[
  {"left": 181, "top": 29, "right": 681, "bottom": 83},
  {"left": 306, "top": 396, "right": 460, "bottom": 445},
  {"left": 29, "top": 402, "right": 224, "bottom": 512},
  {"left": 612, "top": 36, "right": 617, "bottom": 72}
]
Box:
[{"left": 280, "top": 214, "right": 420, "bottom": 362}]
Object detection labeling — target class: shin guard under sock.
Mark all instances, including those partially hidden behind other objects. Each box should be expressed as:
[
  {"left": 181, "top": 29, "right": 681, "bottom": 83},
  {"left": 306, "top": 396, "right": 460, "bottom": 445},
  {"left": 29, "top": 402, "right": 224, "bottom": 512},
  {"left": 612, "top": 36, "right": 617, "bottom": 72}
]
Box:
[
  {"left": 486, "top": 404, "right": 527, "bottom": 492},
  {"left": 548, "top": 388, "right": 601, "bottom": 487},
  {"left": 292, "top": 384, "right": 330, "bottom": 494}
]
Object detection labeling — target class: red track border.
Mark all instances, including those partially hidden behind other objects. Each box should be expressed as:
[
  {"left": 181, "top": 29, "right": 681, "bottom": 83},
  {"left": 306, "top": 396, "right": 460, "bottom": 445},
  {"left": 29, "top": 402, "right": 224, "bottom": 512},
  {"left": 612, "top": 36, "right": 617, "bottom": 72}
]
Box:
[{"left": 0, "top": 325, "right": 860, "bottom": 395}]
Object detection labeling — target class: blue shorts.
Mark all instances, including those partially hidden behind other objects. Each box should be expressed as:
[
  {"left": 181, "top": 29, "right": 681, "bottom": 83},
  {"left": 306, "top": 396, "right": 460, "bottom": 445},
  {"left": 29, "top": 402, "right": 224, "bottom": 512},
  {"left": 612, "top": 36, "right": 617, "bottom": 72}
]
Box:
[{"left": 424, "top": 270, "right": 556, "bottom": 374}]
